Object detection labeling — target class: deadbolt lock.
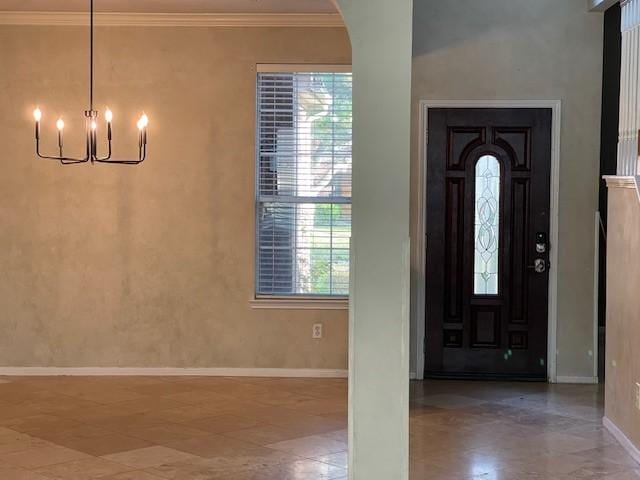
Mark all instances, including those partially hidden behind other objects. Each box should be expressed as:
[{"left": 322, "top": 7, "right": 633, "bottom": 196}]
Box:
[{"left": 535, "top": 232, "right": 547, "bottom": 253}]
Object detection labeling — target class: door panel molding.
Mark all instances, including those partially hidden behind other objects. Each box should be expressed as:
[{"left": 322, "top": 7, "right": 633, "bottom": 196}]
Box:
[{"left": 414, "top": 99, "right": 562, "bottom": 382}]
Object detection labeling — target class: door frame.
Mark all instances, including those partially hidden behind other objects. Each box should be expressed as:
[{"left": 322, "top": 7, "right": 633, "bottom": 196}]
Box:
[{"left": 414, "top": 100, "right": 562, "bottom": 382}]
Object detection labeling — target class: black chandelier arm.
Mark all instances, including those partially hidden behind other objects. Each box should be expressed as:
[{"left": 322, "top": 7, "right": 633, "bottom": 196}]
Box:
[
  {"left": 94, "top": 143, "right": 147, "bottom": 165},
  {"left": 94, "top": 138, "right": 113, "bottom": 162},
  {"left": 36, "top": 139, "right": 90, "bottom": 164},
  {"left": 94, "top": 130, "right": 146, "bottom": 165}
]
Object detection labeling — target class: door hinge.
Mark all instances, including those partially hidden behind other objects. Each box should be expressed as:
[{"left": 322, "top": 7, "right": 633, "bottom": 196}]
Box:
[{"left": 425, "top": 129, "right": 429, "bottom": 145}]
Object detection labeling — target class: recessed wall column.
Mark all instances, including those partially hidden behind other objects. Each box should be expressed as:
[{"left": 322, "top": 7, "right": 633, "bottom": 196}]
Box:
[{"left": 334, "top": 0, "right": 413, "bottom": 479}]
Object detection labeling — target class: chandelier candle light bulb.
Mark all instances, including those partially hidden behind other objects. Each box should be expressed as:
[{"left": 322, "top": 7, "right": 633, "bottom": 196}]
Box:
[
  {"left": 104, "top": 108, "right": 112, "bottom": 142},
  {"left": 137, "top": 113, "right": 149, "bottom": 148},
  {"left": 32, "top": 0, "right": 148, "bottom": 165},
  {"left": 33, "top": 108, "right": 42, "bottom": 140},
  {"left": 56, "top": 118, "right": 64, "bottom": 156}
]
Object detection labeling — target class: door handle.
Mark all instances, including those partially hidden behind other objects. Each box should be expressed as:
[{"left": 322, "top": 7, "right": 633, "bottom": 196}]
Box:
[{"left": 527, "top": 258, "right": 546, "bottom": 273}]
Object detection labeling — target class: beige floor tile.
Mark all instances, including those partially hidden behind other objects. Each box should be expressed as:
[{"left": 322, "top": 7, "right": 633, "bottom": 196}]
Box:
[
  {"left": 183, "top": 414, "right": 263, "bottom": 434},
  {"left": 32, "top": 424, "right": 115, "bottom": 443},
  {"left": 164, "top": 433, "right": 279, "bottom": 459},
  {"left": 0, "top": 428, "right": 52, "bottom": 454},
  {"left": 0, "top": 463, "right": 53, "bottom": 480},
  {"left": 0, "top": 383, "right": 48, "bottom": 404},
  {"left": 45, "top": 432, "right": 153, "bottom": 456},
  {"left": 263, "top": 411, "right": 346, "bottom": 436},
  {"left": 284, "top": 398, "right": 347, "bottom": 416},
  {"left": 265, "top": 433, "right": 347, "bottom": 457},
  {"left": 198, "top": 382, "right": 271, "bottom": 399},
  {"left": 93, "top": 397, "right": 188, "bottom": 416},
  {"left": 529, "top": 431, "right": 607, "bottom": 455},
  {"left": 144, "top": 404, "right": 223, "bottom": 423},
  {"left": 121, "top": 423, "right": 210, "bottom": 444},
  {"left": 102, "top": 445, "right": 198, "bottom": 468},
  {"left": 1, "top": 414, "right": 83, "bottom": 435},
  {"left": 252, "top": 459, "right": 347, "bottom": 480},
  {"left": 146, "top": 451, "right": 297, "bottom": 479},
  {"left": 0, "top": 444, "right": 90, "bottom": 469},
  {"left": 64, "top": 388, "right": 148, "bottom": 405},
  {"left": 310, "top": 451, "right": 348, "bottom": 469},
  {"left": 0, "top": 375, "right": 633, "bottom": 479},
  {"left": 33, "top": 457, "right": 134, "bottom": 479},
  {"left": 0, "top": 404, "right": 46, "bottom": 422},
  {"left": 222, "top": 424, "right": 307, "bottom": 446},
  {"left": 414, "top": 393, "right": 488, "bottom": 410},
  {"left": 575, "top": 445, "right": 640, "bottom": 468},
  {"left": 410, "top": 460, "right": 466, "bottom": 480},
  {"left": 24, "top": 396, "right": 103, "bottom": 416},
  {"left": 85, "top": 412, "right": 168, "bottom": 430},
  {"left": 160, "top": 390, "right": 235, "bottom": 406},
  {"left": 252, "top": 390, "right": 319, "bottom": 408},
  {"left": 102, "top": 471, "right": 165, "bottom": 480},
  {"left": 127, "top": 382, "right": 204, "bottom": 397},
  {"left": 602, "top": 469, "right": 640, "bottom": 479}
]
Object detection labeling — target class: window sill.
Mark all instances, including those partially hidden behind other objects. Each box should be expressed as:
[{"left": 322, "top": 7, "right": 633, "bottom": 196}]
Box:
[{"left": 250, "top": 297, "right": 349, "bottom": 310}]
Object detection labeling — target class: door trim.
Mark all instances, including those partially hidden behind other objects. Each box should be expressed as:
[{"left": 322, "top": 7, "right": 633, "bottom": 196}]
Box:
[{"left": 414, "top": 100, "right": 562, "bottom": 382}]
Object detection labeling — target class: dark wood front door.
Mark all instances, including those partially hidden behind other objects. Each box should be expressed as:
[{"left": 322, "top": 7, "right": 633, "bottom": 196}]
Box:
[{"left": 425, "top": 108, "right": 552, "bottom": 380}]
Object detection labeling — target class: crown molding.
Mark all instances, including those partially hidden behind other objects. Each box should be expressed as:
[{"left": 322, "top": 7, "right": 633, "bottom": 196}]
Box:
[{"left": 0, "top": 11, "right": 345, "bottom": 28}]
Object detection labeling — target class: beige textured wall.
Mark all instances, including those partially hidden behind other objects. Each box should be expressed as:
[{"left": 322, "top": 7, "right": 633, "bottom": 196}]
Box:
[
  {"left": 605, "top": 187, "right": 640, "bottom": 447},
  {"left": 0, "top": 25, "right": 350, "bottom": 368},
  {"left": 410, "top": 0, "right": 604, "bottom": 379}
]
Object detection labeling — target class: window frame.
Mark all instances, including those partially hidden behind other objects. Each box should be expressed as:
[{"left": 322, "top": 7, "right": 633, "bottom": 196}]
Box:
[{"left": 253, "top": 64, "right": 352, "bottom": 306}]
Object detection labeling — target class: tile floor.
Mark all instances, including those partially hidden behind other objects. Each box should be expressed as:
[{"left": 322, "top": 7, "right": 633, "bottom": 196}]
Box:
[{"left": 0, "top": 376, "right": 634, "bottom": 479}]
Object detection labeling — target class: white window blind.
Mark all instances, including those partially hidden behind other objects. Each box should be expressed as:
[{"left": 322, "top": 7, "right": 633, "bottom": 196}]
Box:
[{"left": 256, "top": 71, "right": 352, "bottom": 297}]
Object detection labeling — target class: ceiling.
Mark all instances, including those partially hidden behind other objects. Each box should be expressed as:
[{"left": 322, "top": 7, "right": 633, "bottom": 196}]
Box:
[{"left": 0, "top": 0, "right": 338, "bottom": 14}]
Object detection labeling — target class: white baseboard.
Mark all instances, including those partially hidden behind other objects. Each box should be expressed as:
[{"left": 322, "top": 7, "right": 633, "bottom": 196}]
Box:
[
  {"left": 0, "top": 367, "right": 348, "bottom": 378},
  {"left": 555, "top": 376, "right": 599, "bottom": 384},
  {"left": 604, "top": 416, "right": 640, "bottom": 465}
]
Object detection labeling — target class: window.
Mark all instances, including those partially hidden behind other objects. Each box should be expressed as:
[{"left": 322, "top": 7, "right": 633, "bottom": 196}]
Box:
[
  {"left": 473, "top": 155, "right": 500, "bottom": 295},
  {"left": 256, "top": 69, "right": 352, "bottom": 297}
]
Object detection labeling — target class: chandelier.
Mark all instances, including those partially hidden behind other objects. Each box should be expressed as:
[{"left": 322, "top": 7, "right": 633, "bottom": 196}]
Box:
[{"left": 32, "top": 0, "right": 148, "bottom": 165}]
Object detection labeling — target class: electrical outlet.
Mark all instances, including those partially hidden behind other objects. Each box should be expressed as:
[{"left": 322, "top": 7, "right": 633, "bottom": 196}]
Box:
[
  {"left": 636, "top": 383, "right": 640, "bottom": 411},
  {"left": 312, "top": 323, "right": 323, "bottom": 339}
]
